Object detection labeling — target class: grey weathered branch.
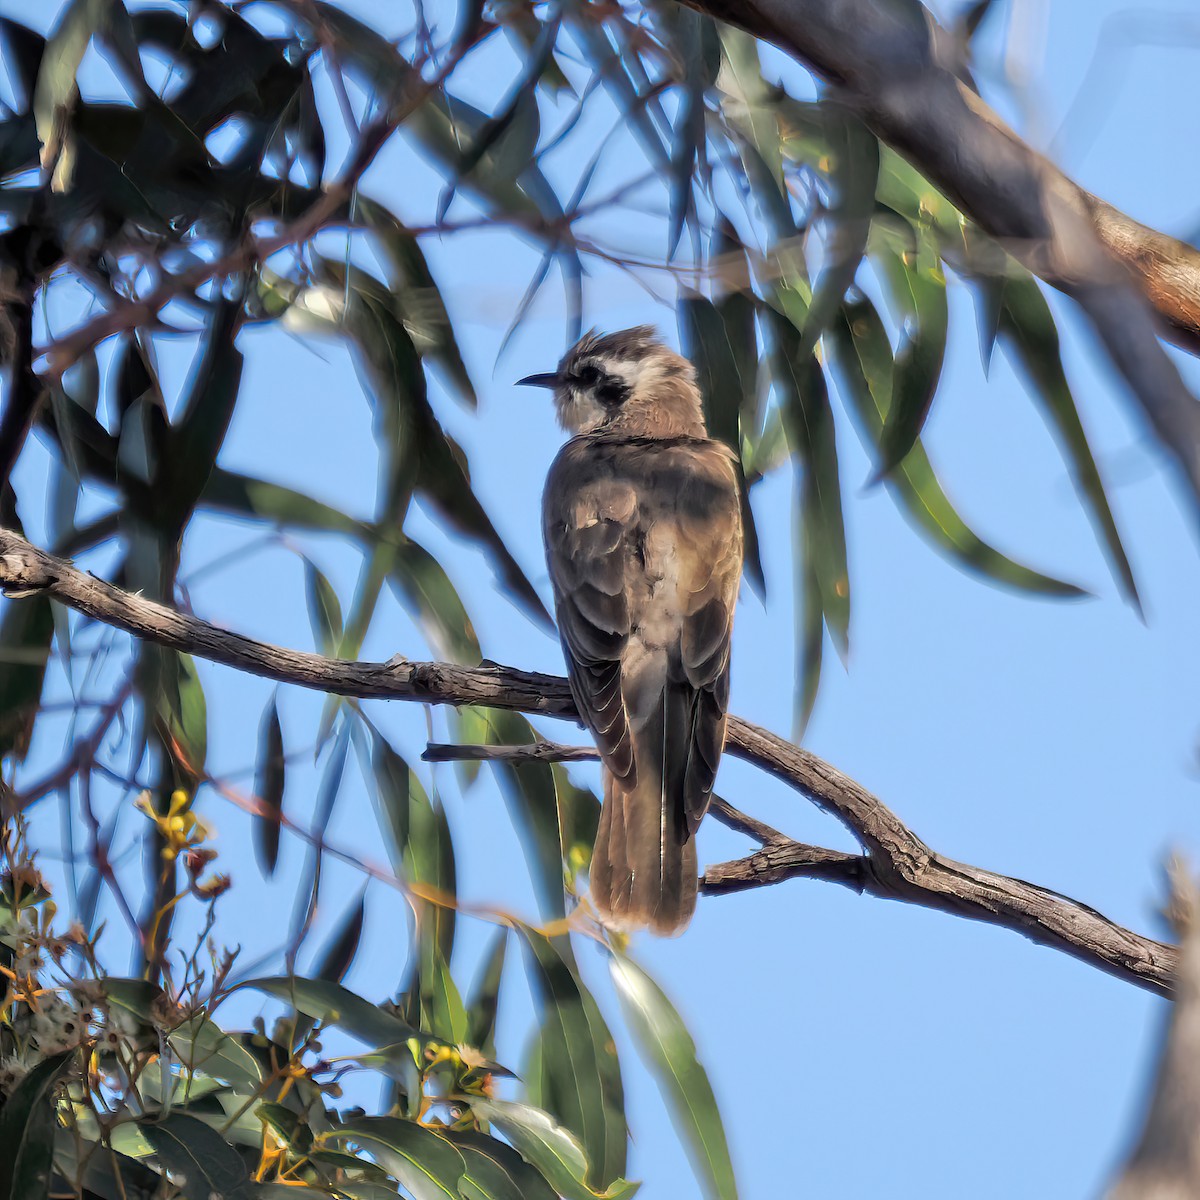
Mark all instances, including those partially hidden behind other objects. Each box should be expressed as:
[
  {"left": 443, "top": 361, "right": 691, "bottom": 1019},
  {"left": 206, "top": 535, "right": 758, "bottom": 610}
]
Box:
[
  {"left": 0, "top": 527, "right": 1177, "bottom": 997},
  {"left": 679, "top": 0, "right": 1200, "bottom": 504}
]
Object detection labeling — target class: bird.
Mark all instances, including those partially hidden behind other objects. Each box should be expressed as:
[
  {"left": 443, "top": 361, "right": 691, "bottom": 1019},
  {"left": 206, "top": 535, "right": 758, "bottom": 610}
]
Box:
[{"left": 520, "top": 326, "right": 744, "bottom": 935}]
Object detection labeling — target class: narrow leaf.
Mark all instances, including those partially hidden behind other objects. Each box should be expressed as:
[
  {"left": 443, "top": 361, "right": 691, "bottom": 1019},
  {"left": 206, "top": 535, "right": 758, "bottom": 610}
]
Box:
[
  {"left": 328, "top": 1117, "right": 465, "bottom": 1200},
  {"left": 0, "top": 1049, "right": 73, "bottom": 1200},
  {"left": 828, "top": 299, "right": 1084, "bottom": 596},
  {"left": 469, "top": 1099, "right": 637, "bottom": 1200},
  {"left": 611, "top": 953, "right": 737, "bottom": 1200},
  {"left": 253, "top": 694, "right": 286, "bottom": 877}
]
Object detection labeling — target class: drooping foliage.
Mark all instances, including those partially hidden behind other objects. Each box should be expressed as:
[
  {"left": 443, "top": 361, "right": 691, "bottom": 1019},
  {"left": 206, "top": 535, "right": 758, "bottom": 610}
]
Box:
[{"left": 0, "top": 0, "right": 1137, "bottom": 1196}]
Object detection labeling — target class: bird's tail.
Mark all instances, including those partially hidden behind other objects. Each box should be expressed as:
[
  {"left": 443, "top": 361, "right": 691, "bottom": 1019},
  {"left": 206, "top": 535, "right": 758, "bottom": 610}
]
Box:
[
  {"left": 590, "top": 771, "right": 697, "bottom": 936},
  {"left": 588, "top": 684, "right": 701, "bottom": 936}
]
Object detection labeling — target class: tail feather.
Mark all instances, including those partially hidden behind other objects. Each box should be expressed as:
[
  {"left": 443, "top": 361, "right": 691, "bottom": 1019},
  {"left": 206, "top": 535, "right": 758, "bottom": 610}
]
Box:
[{"left": 589, "top": 682, "right": 701, "bottom": 936}]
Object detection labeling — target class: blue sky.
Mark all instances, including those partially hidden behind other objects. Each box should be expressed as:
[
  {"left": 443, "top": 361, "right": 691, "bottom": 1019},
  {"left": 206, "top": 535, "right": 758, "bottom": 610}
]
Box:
[{"left": 5, "top": 0, "right": 1200, "bottom": 1197}]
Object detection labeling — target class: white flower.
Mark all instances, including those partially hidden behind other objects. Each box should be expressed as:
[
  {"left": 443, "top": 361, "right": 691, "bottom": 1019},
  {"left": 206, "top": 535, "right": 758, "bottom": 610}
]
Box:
[{"left": 0, "top": 1054, "right": 31, "bottom": 1097}]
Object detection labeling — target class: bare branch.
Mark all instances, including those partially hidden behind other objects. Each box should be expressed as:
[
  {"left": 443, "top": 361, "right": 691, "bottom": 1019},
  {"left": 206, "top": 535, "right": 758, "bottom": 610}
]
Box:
[
  {"left": 0, "top": 527, "right": 1178, "bottom": 997},
  {"left": 676, "top": 0, "right": 1200, "bottom": 506}
]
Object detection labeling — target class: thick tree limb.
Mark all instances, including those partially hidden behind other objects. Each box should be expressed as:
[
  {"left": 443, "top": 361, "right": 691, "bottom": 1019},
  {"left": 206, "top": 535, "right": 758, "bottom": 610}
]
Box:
[
  {"left": 679, "top": 0, "right": 1200, "bottom": 503},
  {"left": 0, "top": 527, "right": 1177, "bottom": 997}
]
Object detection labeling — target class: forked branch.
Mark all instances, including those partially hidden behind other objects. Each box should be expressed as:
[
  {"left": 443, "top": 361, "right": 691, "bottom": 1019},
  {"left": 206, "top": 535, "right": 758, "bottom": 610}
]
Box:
[{"left": 0, "top": 528, "right": 1177, "bottom": 997}]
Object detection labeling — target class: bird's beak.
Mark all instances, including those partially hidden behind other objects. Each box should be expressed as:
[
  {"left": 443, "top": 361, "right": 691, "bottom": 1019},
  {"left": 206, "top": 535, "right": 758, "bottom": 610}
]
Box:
[{"left": 516, "top": 372, "right": 563, "bottom": 389}]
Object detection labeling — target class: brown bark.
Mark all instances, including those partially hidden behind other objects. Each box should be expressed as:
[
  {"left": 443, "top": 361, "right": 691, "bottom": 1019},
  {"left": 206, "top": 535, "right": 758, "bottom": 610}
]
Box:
[
  {"left": 675, "top": 0, "right": 1200, "bottom": 504},
  {"left": 0, "top": 527, "right": 1176, "bottom": 998}
]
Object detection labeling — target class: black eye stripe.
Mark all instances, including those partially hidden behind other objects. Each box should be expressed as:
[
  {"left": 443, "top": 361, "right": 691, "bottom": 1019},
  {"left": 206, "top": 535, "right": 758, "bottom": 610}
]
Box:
[{"left": 596, "top": 380, "right": 628, "bottom": 404}]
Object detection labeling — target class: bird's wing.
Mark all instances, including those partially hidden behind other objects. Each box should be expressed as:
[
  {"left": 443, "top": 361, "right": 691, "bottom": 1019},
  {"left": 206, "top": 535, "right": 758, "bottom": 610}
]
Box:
[
  {"left": 628, "top": 440, "right": 742, "bottom": 831},
  {"left": 543, "top": 441, "right": 638, "bottom": 783},
  {"left": 543, "top": 437, "right": 742, "bottom": 819}
]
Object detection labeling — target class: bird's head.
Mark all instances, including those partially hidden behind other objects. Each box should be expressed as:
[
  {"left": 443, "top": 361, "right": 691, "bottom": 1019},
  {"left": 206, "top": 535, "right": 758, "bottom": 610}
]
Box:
[{"left": 518, "top": 326, "right": 706, "bottom": 438}]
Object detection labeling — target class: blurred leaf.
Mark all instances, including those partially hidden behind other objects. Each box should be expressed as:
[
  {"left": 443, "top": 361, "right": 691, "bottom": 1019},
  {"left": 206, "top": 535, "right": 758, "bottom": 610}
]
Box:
[
  {"left": 0, "top": 1049, "right": 72, "bottom": 1200},
  {"left": 0, "top": 18, "right": 46, "bottom": 109},
  {"left": 203, "top": 469, "right": 371, "bottom": 538},
  {"left": 474, "top": 710, "right": 566, "bottom": 918},
  {"left": 871, "top": 229, "right": 949, "bottom": 477},
  {"left": 466, "top": 928, "right": 508, "bottom": 1055},
  {"left": 552, "top": 765, "right": 600, "bottom": 892},
  {"left": 314, "top": 888, "right": 367, "bottom": 984},
  {"left": 157, "top": 652, "right": 208, "bottom": 780},
  {"left": 418, "top": 941, "right": 469, "bottom": 1045},
  {"left": 678, "top": 291, "right": 766, "bottom": 596},
  {"left": 718, "top": 30, "right": 782, "bottom": 187},
  {"left": 969, "top": 263, "right": 1139, "bottom": 608},
  {"left": 664, "top": 10, "right": 720, "bottom": 255},
  {"left": 610, "top": 953, "right": 737, "bottom": 1200},
  {"left": 165, "top": 301, "right": 244, "bottom": 533},
  {"left": 373, "top": 734, "right": 456, "bottom": 963},
  {"left": 288, "top": 723, "right": 351, "bottom": 963},
  {"left": 387, "top": 536, "right": 481, "bottom": 664},
  {"left": 356, "top": 197, "right": 475, "bottom": 407},
  {"left": 303, "top": 558, "right": 343, "bottom": 656},
  {"left": 253, "top": 693, "right": 286, "bottom": 877},
  {"left": 800, "top": 105, "right": 878, "bottom": 358},
  {"left": 565, "top": 11, "right": 667, "bottom": 172},
  {"left": 0, "top": 593, "right": 54, "bottom": 762},
  {"left": 829, "top": 299, "right": 1085, "bottom": 596},
  {"left": 328, "top": 1117, "right": 465, "bottom": 1200},
  {"left": 141, "top": 1113, "right": 257, "bottom": 1200},
  {"left": 519, "top": 927, "right": 626, "bottom": 1188},
  {"left": 470, "top": 1099, "right": 638, "bottom": 1200},
  {"left": 32, "top": 0, "right": 106, "bottom": 189},
  {"left": 796, "top": 522, "right": 824, "bottom": 733},
  {"left": 313, "top": 260, "right": 549, "bottom": 627},
  {"left": 168, "top": 1018, "right": 263, "bottom": 1096},
  {"left": 242, "top": 976, "right": 428, "bottom": 1048},
  {"left": 444, "top": 1128, "right": 558, "bottom": 1200},
  {"left": 767, "top": 305, "right": 851, "bottom": 657}
]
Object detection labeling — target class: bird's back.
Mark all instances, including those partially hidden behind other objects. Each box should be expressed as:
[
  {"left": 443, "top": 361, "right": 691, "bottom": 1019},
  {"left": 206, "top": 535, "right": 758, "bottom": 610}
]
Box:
[{"left": 543, "top": 432, "right": 742, "bottom": 933}]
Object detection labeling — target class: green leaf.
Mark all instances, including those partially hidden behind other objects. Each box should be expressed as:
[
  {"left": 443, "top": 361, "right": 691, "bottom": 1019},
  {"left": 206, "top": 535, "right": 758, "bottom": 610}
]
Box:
[
  {"left": 372, "top": 734, "right": 456, "bottom": 963},
  {"left": 164, "top": 301, "right": 244, "bottom": 530},
  {"left": 0, "top": 592, "right": 54, "bottom": 762},
  {"left": 971, "top": 263, "right": 1138, "bottom": 608},
  {"left": 328, "top": 1117, "right": 465, "bottom": 1200},
  {"left": 168, "top": 1018, "right": 264, "bottom": 1096},
  {"left": 800, "top": 105, "right": 878, "bottom": 358},
  {"left": 518, "top": 927, "right": 626, "bottom": 1188},
  {"left": 610, "top": 954, "right": 737, "bottom": 1200},
  {"left": 767, "top": 305, "right": 851, "bottom": 657},
  {"left": 303, "top": 558, "right": 343, "bottom": 657},
  {"left": 387, "top": 536, "right": 481, "bottom": 664},
  {"left": 472, "top": 710, "right": 566, "bottom": 919},
  {"left": 828, "top": 299, "right": 1084, "bottom": 597},
  {"left": 470, "top": 1099, "right": 638, "bottom": 1200},
  {"left": 253, "top": 694, "right": 286, "bottom": 877},
  {"left": 0, "top": 1049, "right": 73, "bottom": 1200},
  {"left": 443, "top": 1128, "right": 558, "bottom": 1200},
  {"left": 466, "top": 928, "right": 508, "bottom": 1055},
  {"left": 678, "top": 290, "right": 766, "bottom": 597},
  {"left": 871, "top": 229, "right": 949, "bottom": 477},
  {"left": 202, "top": 469, "right": 371, "bottom": 538},
  {"left": 313, "top": 889, "right": 367, "bottom": 984},
  {"left": 240, "top": 976, "right": 427, "bottom": 1049},
  {"left": 355, "top": 197, "right": 475, "bottom": 407},
  {"left": 140, "top": 1112, "right": 257, "bottom": 1200},
  {"left": 158, "top": 651, "right": 208, "bottom": 779}
]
